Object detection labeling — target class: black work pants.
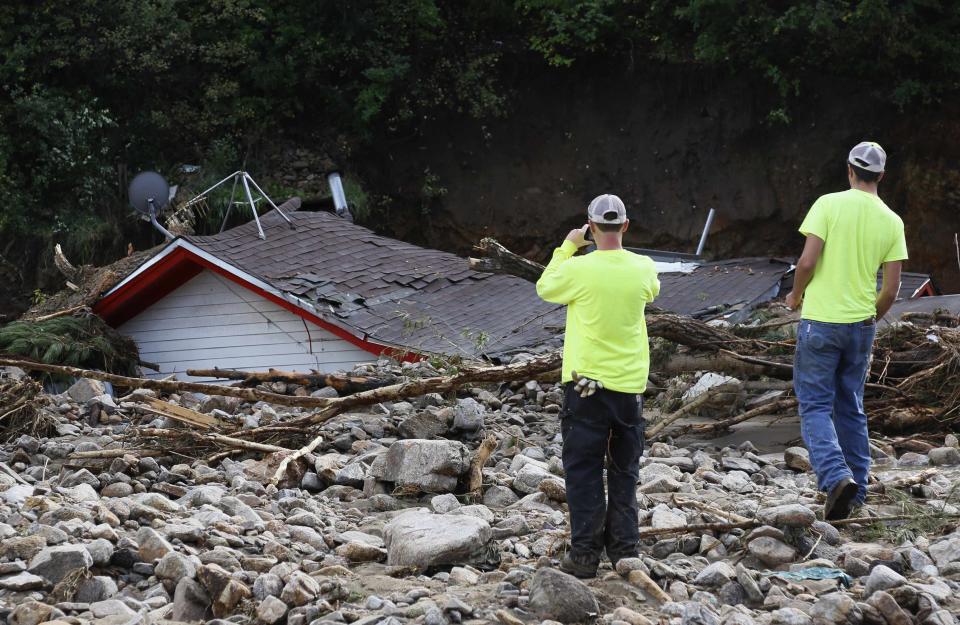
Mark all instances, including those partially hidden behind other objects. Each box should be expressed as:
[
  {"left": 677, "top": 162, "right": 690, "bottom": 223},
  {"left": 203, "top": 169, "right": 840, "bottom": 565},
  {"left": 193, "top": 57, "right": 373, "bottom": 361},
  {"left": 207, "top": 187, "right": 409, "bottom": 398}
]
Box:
[{"left": 561, "top": 383, "right": 644, "bottom": 563}]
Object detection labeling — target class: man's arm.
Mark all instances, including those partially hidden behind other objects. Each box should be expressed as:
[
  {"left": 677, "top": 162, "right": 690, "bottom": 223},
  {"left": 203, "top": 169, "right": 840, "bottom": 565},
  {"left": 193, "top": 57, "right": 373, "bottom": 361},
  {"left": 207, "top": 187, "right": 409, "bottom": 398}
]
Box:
[
  {"left": 786, "top": 234, "right": 824, "bottom": 310},
  {"left": 876, "top": 261, "right": 902, "bottom": 320},
  {"left": 535, "top": 225, "right": 589, "bottom": 304}
]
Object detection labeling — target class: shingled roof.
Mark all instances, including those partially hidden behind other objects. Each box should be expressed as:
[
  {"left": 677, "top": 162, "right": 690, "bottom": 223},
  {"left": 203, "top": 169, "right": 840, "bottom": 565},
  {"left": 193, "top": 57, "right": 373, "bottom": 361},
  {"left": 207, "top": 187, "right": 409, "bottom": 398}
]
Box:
[{"left": 169, "top": 209, "right": 567, "bottom": 359}]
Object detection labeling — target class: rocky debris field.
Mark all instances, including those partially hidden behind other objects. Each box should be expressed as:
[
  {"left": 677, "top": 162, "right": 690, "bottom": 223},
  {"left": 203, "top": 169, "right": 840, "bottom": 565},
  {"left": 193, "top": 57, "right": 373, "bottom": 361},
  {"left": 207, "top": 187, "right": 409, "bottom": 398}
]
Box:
[{"left": 2, "top": 361, "right": 960, "bottom": 625}]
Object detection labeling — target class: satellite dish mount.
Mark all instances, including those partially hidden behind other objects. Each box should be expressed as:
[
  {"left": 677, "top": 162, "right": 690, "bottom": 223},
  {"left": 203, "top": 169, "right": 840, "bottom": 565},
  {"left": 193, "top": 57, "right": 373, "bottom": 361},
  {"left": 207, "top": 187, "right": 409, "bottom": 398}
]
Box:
[
  {"left": 128, "top": 171, "right": 175, "bottom": 240},
  {"left": 182, "top": 170, "right": 295, "bottom": 240}
]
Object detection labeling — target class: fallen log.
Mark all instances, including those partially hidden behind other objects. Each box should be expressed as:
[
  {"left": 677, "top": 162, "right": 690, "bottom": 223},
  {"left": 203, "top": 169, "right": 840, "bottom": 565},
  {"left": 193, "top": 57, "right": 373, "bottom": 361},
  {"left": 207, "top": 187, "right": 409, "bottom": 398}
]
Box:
[
  {"left": 470, "top": 237, "right": 545, "bottom": 282},
  {"left": 647, "top": 383, "right": 741, "bottom": 440},
  {"left": 186, "top": 367, "right": 391, "bottom": 393},
  {"left": 666, "top": 398, "right": 799, "bottom": 440}
]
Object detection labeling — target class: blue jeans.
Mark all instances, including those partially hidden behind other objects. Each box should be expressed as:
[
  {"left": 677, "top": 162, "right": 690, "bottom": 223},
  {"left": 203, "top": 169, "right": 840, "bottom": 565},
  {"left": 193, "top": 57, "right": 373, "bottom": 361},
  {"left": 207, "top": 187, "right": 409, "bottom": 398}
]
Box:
[{"left": 793, "top": 318, "right": 876, "bottom": 503}]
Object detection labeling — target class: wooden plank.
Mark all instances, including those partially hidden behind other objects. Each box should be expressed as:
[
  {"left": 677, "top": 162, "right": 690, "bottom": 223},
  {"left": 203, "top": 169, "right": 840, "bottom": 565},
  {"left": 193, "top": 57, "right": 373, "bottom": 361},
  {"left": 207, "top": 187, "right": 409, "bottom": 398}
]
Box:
[{"left": 138, "top": 397, "right": 230, "bottom": 429}]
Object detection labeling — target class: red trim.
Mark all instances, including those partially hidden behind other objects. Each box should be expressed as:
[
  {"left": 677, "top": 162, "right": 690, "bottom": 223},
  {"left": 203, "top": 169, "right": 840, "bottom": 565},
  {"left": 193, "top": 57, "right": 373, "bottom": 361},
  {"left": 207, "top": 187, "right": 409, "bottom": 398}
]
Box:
[
  {"left": 913, "top": 281, "right": 935, "bottom": 298},
  {"left": 94, "top": 246, "right": 421, "bottom": 362}
]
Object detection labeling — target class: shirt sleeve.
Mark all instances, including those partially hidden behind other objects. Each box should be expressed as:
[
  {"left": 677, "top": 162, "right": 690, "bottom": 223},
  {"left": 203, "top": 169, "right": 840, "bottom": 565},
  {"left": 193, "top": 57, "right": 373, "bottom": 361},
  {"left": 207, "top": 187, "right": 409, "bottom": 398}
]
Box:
[
  {"left": 799, "top": 197, "right": 829, "bottom": 241},
  {"left": 883, "top": 219, "right": 908, "bottom": 262},
  {"left": 536, "top": 240, "right": 582, "bottom": 304},
  {"left": 647, "top": 259, "right": 660, "bottom": 301}
]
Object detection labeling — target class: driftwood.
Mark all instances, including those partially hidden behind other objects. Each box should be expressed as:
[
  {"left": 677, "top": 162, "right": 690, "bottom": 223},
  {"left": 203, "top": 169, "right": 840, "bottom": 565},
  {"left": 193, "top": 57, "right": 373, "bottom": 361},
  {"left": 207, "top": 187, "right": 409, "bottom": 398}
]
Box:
[
  {"left": 626, "top": 568, "right": 672, "bottom": 603},
  {"left": 137, "top": 397, "right": 234, "bottom": 430},
  {"left": 468, "top": 435, "right": 498, "bottom": 497},
  {"left": 135, "top": 428, "right": 292, "bottom": 455},
  {"left": 270, "top": 433, "right": 324, "bottom": 486},
  {"left": 672, "top": 496, "right": 751, "bottom": 524},
  {"left": 647, "top": 383, "right": 740, "bottom": 440},
  {"left": 186, "top": 367, "right": 391, "bottom": 393},
  {"left": 469, "top": 238, "right": 545, "bottom": 282},
  {"left": 665, "top": 398, "right": 799, "bottom": 440}
]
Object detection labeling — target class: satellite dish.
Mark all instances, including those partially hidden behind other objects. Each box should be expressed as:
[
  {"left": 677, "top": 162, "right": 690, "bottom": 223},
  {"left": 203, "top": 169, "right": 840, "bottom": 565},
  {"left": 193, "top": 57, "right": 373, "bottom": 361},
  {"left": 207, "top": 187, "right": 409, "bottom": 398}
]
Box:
[{"left": 128, "top": 171, "right": 174, "bottom": 240}]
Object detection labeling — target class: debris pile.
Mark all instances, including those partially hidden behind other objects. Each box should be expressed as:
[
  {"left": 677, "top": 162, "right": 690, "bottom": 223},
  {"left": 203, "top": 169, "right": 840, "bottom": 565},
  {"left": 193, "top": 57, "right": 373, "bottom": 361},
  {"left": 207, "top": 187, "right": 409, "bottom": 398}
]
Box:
[{"left": 2, "top": 328, "right": 960, "bottom": 625}]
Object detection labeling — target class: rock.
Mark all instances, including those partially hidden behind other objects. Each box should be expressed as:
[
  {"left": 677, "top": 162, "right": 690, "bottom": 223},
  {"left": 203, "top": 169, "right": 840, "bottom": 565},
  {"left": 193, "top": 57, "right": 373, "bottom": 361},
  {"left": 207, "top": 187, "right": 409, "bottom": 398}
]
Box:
[
  {"left": 928, "top": 447, "right": 960, "bottom": 466},
  {"left": 784, "top": 447, "right": 812, "bottom": 472},
  {"left": 651, "top": 504, "right": 686, "bottom": 529},
  {"left": 681, "top": 602, "right": 720, "bottom": 625},
  {"left": 384, "top": 510, "right": 492, "bottom": 567},
  {"left": 694, "top": 562, "right": 736, "bottom": 587},
  {"left": 898, "top": 452, "right": 929, "bottom": 466},
  {"left": 398, "top": 412, "right": 448, "bottom": 440},
  {"left": 484, "top": 485, "right": 519, "bottom": 508},
  {"left": 721, "top": 457, "right": 761, "bottom": 473},
  {"left": 528, "top": 568, "right": 599, "bottom": 624},
  {"left": 198, "top": 563, "right": 252, "bottom": 617},
  {"left": 75, "top": 576, "right": 118, "bottom": 602},
  {"left": 101, "top": 482, "right": 134, "bottom": 498},
  {"left": 67, "top": 378, "right": 107, "bottom": 403},
  {"left": 136, "top": 527, "right": 174, "bottom": 562},
  {"left": 867, "top": 591, "right": 911, "bottom": 625},
  {"left": 929, "top": 533, "right": 960, "bottom": 567},
  {"left": 257, "top": 596, "right": 289, "bottom": 625},
  {"left": 747, "top": 537, "right": 796, "bottom": 566},
  {"left": 612, "top": 607, "right": 654, "bottom": 625},
  {"left": 758, "top": 504, "right": 816, "bottom": 528},
  {"left": 89, "top": 599, "right": 136, "bottom": 618},
  {"left": 513, "top": 462, "right": 553, "bottom": 494},
  {"left": 431, "top": 493, "right": 461, "bottom": 513},
  {"left": 335, "top": 541, "right": 387, "bottom": 562},
  {"left": 721, "top": 471, "right": 755, "bottom": 494},
  {"left": 736, "top": 564, "right": 764, "bottom": 604},
  {"left": 253, "top": 573, "right": 283, "bottom": 600},
  {"left": 452, "top": 398, "right": 485, "bottom": 433},
  {"left": 9, "top": 601, "right": 56, "bottom": 625},
  {"left": 84, "top": 538, "right": 114, "bottom": 566},
  {"left": 863, "top": 565, "right": 906, "bottom": 599},
  {"left": 376, "top": 439, "right": 470, "bottom": 492},
  {"left": 28, "top": 544, "right": 94, "bottom": 584},
  {"left": 172, "top": 577, "right": 212, "bottom": 622},
  {"left": 4, "top": 535, "right": 46, "bottom": 561},
  {"left": 771, "top": 608, "right": 813, "bottom": 625},
  {"left": 810, "top": 593, "right": 862, "bottom": 625},
  {"left": 0, "top": 571, "right": 47, "bottom": 591},
  {"left": 155, "top": 552, "right": 197, "bottom": 587},
  {"left": 280, "top": 571, "right": 320, "bottom": 606}
]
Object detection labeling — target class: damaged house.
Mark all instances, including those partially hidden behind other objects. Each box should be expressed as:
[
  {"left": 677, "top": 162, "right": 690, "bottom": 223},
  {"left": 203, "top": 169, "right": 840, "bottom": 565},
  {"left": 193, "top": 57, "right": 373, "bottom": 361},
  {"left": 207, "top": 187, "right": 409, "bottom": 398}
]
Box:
[{"left": 93, "top": 209, "right": 565, "bottom": 381}]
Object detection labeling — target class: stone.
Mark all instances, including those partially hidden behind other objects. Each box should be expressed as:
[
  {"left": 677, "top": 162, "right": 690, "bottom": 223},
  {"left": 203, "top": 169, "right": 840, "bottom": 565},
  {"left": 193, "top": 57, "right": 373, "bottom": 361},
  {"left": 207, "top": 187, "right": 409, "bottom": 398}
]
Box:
[
  {"left": 810, "top": 593, "right": 862, "bottom": 625},
  {"left": 867, "top": 591, "right": 911, "bottom": 625},
  {"left": 651, "top": 504, "right": 686, "bottom": 529},
  {"left": 757, "top": 504, "right": 816, "bottom": 528},
  {"left": 721, "top": 457, "right": 761, "bottom": 473},
  {"left": 528, "top": 568, "right": 599, "bottom": 624},
  {"left": 67, "top": 378, "right": 107, "bottom": 403},
  {"left": 898, "top": 452, "right": 929, "bottom": 466},
  {"left": 747, "top": 537, "right": 796, "bottom": 566},
  {"left": 136, "top": 527, "right": 174, "bottom": 562},
  {"left": 483, "top": 485, "right": 519, "bottom": 508},
  {"left": 928, "top": 447, "right": 960, "bottom": 466},
  {"left": 0, "top": 571, "right": 47, "bottom": 591},
  {"left": 253, "top": 573, "right": 284, "bottom": 600},
  {"left": 694, "top": 562, "right": 736, "bottom": 587},
  {"left": 4, "top": 535, "right": 46, "bottom": 561},
  {"left": 736, "top": 564, "right": 764, "bottom": 604},
  {"left": 513, "top": 462, "right": 553, "bottom": 494},
  {"left": 9, "top": 601, "right": 56, "bottom": 625},
  {"left": 929, "top": 533, "right": 960, "bottom": 567},
  {"left": 335, "top": 541, "right": 387, "bottom": 562},
  {"left": 257, "top": 596, "right": 289, "bottom": 625},
  {"left": 681, "top": 602, "right": 720, "bottom": 625},
  {"left": 172, "top": 577, "right": 212, "bottom": 622},
  {"left": 155, "top": 552, "right": 197, "bottom": 586},
  {"left": 721, "top": 471, "right": 755, "bottom": 494},
  {"left": 772, "top": 608, "right": 812, "bottom": 625},
  {"left": 89, "top": 599, "right": 136, "bottom": 618},
  {"left": 398, "top": 412, "right": 448, "bottom": 440},
  {"left": 784, "top": 447, "right": 812, "bottom": 472},
  {"left": 452, "top": 398, "right": 485, "bottom": 433},
  {"left": 75, "top": 576, "right": 118, "bottom": 602},
  {"left": 28, "top": 544, "right": 94, "bottom": 584},
  {"left": 84, "top": 538, "right": 114, "bottom": 567},
  {"left": 376, "top": 439, "right": 470, "bottom": 493},
  {"left": 431, "top": 493, "right": 461, "bottom": 513},
  {"left": 384, "top": 509, "right": 492, "bottom": 567},
  {"left": 612, "top": 607, "right": 654, "bottom": 625},
  {"left": 863, "top": 565, "right": 906, "bottom": 599},
  {"left": 198, "top": 563, "right": 252, "bottom": 617},
  {"left": 101, "top": 482, "right": 134, "bottom": 498},
  {"left": 281, "top": 571, "right": 320, "bottom": 606}
]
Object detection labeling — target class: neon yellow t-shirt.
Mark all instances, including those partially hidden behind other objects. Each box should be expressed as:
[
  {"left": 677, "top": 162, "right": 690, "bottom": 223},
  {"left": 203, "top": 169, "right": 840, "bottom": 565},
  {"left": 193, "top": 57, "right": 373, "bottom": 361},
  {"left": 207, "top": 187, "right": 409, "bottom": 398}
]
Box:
[
  {"left": 799, "top": 189, "right": 908, "bottom": 323},
  {"left": 536, "top": 241, "right": 660, "bottom": 393}
]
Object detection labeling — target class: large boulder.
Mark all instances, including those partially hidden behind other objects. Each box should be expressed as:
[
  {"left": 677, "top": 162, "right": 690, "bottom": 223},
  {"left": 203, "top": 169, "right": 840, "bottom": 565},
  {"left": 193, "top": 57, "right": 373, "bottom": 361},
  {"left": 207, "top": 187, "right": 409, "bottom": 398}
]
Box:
[
  {"left": 528, "top": 567, "right": 599, "bottom": 624},
  {"left": 384, "top": 509, "right": 492, "bottom": 567},
  {"left": 28, "top": 545, "right": 94, "bottom": 584},
  {"left": 373, "top": 440, "right": 470, "bottom": 493}
]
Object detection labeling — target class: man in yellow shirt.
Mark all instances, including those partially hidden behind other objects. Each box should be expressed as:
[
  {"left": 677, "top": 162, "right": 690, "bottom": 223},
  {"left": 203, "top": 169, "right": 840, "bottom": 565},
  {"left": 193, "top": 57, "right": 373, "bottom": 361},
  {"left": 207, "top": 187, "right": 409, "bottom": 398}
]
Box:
[
  {"left": 536, "top": 194, "right": 660, "bottom": 577},
  {"left": 786, "top": 142, "right": 908, "bottom": 520}
]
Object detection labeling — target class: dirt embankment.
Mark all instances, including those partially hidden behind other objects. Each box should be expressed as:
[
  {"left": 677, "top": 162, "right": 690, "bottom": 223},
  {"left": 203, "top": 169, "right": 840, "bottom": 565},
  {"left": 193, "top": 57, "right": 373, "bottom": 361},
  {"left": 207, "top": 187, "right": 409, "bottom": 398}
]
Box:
[{"left": 359, "top": 68, "right": 960, "bottom": 292}]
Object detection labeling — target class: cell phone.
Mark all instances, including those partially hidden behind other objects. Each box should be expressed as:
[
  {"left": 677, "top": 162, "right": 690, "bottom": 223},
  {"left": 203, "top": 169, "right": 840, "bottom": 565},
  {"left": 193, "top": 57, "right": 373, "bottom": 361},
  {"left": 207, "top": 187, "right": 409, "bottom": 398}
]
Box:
[{"left": 584, "top": 227, "right": 593, "bottom": 242}]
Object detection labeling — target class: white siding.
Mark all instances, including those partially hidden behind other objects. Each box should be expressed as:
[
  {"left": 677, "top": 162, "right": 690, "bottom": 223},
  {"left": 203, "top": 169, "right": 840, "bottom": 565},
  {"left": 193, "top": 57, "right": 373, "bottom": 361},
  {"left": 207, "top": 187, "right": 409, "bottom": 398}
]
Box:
[{"left": 120, "top": 270, "right": 375, "bottom": 381}]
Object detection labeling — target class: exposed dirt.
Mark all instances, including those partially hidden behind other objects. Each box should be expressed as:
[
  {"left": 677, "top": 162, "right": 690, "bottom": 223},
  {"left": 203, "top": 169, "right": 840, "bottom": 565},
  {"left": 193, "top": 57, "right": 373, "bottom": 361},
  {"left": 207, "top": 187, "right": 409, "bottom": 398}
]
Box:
[{"left": 358, "top": 68, "right": 960, "bottom": 292}]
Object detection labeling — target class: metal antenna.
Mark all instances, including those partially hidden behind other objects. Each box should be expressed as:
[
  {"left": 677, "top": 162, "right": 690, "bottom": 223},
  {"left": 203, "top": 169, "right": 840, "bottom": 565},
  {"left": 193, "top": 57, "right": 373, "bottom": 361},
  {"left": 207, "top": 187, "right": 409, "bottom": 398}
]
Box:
[{"left": 183, "top": 170, "right": 295, "bottom": 240}]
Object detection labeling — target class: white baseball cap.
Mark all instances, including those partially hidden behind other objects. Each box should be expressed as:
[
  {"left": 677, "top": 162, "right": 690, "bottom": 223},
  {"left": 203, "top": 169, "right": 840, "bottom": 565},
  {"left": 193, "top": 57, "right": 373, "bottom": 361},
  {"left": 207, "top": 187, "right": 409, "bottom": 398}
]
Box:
[
  {"left": 587, "top": 194, "right": 627, "bottom": 224},
  {"left": 848, "top": 141, "right": 886, "bottom": 173}
]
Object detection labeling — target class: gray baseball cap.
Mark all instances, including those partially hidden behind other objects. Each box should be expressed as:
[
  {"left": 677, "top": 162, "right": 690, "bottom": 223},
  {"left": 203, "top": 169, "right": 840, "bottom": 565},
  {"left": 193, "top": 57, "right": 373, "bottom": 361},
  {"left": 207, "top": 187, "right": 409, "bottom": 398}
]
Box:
[
  {"left": 848, "top": 141, "right": 886, "bottom": 173},
  {"left": 587, "top": 194, "right": 627, "bottom": 224}
]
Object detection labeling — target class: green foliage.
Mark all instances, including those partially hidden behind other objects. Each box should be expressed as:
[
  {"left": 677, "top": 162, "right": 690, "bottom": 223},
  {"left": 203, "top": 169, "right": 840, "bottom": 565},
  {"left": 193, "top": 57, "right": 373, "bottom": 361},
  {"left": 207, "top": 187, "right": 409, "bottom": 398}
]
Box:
[
  {"left": 0, "top": 314, "right": 142, "bottom": 375},
  {"left": 1, "top": 0, "right": 959, "bottom": 302}
]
